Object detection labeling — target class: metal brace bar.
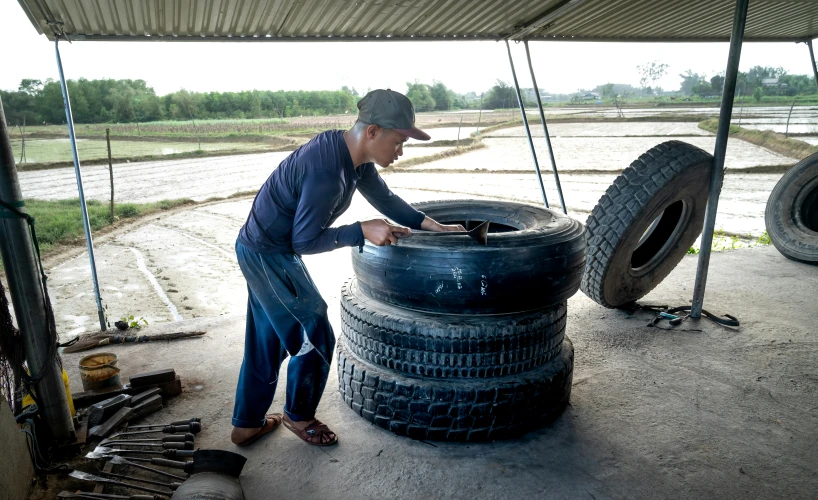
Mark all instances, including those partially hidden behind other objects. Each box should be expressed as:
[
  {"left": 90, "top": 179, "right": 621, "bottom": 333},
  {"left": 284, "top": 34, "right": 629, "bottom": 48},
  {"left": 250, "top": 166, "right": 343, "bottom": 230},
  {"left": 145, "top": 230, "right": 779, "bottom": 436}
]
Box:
[
  {"left": 504, "top": 39, "right": 549, "bottom": 209},
  {"left": 524, "top": 40, "right": 567, "bottom": 214},
  {"left": 55, "top": 37, "right": 106, "bottom": 331},
  {"left": 690, "top": 0, "right": 749, "bottom": 319},
  {"left": 808, "top": 39, "right": 818, "bottom": 89}
]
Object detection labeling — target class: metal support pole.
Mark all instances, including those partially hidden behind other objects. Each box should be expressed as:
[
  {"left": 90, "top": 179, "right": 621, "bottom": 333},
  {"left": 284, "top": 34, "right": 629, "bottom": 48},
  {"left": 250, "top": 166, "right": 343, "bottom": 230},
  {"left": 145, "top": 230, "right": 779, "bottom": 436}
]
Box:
[
  {"left": 504, "top": 39, "right": 549, "bottom": 209},
  {"left": 524, "top": 40, "right": 567, "bottom": 214},
  {"left": 690, "top": 0, "right": 749, "bottom": 318},
  {"left": 0, "top": 96, "right": 74, "bottom": 439},
  {"left": 55, "top": 38, "right": 106, "bottom": 331},
  {"left": 808, "top": 40, "right": 818, "bottom": 89}
]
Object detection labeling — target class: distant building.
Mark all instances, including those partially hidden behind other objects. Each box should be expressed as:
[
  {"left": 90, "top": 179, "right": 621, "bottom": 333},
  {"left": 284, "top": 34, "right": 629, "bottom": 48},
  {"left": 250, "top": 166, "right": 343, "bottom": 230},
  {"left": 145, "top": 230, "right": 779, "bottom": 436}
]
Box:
[
  {"left": 761, "top": 78, "right": 779, "bottom": 87},
  {"left": 583, "top": 92, "right": 600, "bottom": 100}
]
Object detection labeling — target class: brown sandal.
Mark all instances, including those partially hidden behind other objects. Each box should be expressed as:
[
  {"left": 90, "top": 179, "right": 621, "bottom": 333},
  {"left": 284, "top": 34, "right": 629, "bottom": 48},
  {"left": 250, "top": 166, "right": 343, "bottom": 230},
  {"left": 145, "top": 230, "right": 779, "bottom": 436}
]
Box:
[
  {"left": 232, "top": 413, "right": 282, "bottom": 447},
  {"left": 282, "top": 415, "right": 338, "bottom": 446}
]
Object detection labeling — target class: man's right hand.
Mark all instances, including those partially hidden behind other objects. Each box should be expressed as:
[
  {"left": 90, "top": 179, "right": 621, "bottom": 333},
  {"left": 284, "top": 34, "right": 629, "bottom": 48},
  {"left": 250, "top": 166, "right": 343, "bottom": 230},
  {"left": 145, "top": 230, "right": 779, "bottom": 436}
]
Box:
[{"left": 361, "top": 219, "right": 410, "bottom": 246}]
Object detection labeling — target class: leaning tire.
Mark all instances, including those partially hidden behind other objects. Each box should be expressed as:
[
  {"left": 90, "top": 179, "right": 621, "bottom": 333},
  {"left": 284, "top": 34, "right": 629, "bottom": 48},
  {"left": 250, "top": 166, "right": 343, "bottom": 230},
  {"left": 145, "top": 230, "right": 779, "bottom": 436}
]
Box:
[
  {"left": 352, "top": 199, "right": 585, "bottom": 314},
  {"left": 337, "top": 337, "right": 573, "bottom": 441},
  {"left": 765, "top": 151, "right": 818, "bottom": 264},
  {"left": 581, "top": 141, "right": 713, "bottom": 308},
  {"left": 341, "top": 279, "right": 566, "bottom": 379}
]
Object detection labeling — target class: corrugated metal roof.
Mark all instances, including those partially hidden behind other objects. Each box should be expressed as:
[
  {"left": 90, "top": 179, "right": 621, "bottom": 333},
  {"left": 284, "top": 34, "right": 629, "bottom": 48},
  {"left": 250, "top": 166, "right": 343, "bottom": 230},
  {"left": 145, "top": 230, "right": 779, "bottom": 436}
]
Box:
[{"left": 16, "top": 0, "right": 818, "bottom": 43}]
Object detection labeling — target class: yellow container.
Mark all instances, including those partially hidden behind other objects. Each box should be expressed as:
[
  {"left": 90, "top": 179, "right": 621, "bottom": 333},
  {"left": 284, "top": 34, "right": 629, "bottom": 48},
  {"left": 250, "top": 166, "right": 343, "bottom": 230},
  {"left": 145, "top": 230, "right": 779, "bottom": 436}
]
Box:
[
  {"left": 62, "top": 367, "right": 75, "bottom": 417},
  {"left": 21, "top": 367, "right": 76, "bottom": 417}
]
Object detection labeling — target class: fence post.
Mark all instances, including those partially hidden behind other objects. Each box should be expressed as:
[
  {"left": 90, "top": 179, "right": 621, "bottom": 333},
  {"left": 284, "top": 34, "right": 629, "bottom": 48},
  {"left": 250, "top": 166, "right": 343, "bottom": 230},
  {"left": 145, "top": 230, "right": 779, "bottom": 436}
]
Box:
[
  {"left": 17, "top": 120, "right": 26, "bottom": 164},
  {"left": 476, "top": 94, "right": 484, "bottom": 134},
  {"left": 106, "top": 128, "right": 114, "bottom": 221},
  {"left": 784, "top": 100, "right": 796, "bottom": 138}
]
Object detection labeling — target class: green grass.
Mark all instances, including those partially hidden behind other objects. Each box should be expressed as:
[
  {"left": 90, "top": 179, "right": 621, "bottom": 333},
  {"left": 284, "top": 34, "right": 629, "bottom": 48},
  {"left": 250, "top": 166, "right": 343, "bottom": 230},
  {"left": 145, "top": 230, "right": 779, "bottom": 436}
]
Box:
[
  {"left": 687, "top": 230, "right": 772, "bottom": 255},
  {"left": 26, "top": 198, "right": 193, "bottom": 254},
  {"left": 698, "top": 119, "right": 818, "bottom": 160}
]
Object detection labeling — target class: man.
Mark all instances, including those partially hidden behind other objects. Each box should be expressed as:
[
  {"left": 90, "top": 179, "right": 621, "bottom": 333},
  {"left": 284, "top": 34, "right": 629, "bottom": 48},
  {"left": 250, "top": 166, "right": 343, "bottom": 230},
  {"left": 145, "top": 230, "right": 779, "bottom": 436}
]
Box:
[{"left": 230, "top": 89, "right": 464, "bottom": 447}]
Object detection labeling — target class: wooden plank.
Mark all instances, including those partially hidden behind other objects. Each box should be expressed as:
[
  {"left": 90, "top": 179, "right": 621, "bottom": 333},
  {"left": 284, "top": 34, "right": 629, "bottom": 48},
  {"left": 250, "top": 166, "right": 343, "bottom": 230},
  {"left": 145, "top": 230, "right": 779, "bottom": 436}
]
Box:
[
  {"left": 129, "top": 369, "right": 176, "bottom": 388},
  {"left": 130, "top": 387, "right": 162, "bottom": 406},
  {"left": 93, "top": 460, "right": 114, "bottom": 494},
  {"left": 88, "top": 406, "right": 134, "bottom": 440},
  {"left": 74, "top": 376, "right": 181, "bottom": 408}
]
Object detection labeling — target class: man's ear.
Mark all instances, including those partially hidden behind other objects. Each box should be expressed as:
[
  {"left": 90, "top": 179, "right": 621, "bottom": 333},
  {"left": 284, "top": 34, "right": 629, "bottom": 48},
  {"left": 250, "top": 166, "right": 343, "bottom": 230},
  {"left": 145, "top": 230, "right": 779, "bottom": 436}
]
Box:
[{"left": 366, "top": 124, "right": 380, "bottom": 139}]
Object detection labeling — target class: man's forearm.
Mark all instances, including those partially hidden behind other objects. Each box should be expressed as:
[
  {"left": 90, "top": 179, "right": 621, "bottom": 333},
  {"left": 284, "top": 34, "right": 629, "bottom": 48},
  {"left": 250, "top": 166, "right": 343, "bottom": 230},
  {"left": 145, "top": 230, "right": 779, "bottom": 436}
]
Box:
[{"left": 420, "top": 216, "right": 442, "bottom": 231}]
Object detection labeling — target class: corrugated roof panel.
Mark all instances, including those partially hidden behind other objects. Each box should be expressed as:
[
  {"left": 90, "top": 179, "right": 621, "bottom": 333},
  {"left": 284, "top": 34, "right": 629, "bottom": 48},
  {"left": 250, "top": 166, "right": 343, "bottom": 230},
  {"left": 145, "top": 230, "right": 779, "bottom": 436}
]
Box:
[{"left": 15, "top": 0, "right": 818, "bottom": 42}]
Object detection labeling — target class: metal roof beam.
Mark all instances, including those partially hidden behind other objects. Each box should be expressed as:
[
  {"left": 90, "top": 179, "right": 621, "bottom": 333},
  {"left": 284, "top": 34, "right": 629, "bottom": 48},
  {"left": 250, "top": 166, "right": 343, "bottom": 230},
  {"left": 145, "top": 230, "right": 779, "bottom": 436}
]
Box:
[{"left": 507, "top": 0, "right": 583, "bottom": 40}]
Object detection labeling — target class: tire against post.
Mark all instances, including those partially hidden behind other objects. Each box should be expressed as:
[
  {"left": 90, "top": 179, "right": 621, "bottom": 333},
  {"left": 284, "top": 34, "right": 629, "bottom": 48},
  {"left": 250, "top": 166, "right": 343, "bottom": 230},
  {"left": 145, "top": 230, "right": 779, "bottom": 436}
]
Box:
[{"left": 581, "top": 140, "right": 714, "bottom": 308}]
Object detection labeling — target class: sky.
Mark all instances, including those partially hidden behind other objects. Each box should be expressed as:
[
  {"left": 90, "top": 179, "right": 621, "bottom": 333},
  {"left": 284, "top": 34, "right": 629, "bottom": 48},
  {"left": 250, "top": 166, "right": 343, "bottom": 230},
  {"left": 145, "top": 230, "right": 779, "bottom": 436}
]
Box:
[{"left": 1, "top": 1, "right": 815, "bottom": 97}]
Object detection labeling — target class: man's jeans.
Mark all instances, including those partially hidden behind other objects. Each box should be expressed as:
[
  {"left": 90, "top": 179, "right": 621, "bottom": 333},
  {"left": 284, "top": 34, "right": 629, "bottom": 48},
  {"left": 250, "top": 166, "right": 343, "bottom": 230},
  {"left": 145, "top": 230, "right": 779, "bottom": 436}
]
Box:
[{"left": 232, "top": 240, "right": 335, "bottom": 427}]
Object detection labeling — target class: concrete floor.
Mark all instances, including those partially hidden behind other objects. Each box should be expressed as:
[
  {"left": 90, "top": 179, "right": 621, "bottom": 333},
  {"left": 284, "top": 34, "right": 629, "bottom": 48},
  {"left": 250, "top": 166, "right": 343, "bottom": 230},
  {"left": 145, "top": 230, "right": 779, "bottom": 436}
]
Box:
[{"left": 56, "top": 244, "right": 818, "bottom": 500}]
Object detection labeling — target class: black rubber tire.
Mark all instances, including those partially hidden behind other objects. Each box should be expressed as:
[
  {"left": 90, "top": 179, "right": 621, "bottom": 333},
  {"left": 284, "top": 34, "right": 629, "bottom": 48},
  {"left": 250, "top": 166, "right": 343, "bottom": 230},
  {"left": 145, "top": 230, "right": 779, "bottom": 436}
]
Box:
[
  {"left": 581, "top": 141, "right": 714, "bottom": 308},
  {"left": 341, "top": 279, "right": 566, "bottom": 379},
  {"left": 765, "top": 151, "right": 818, "bottom": 264},
  {"left": 337, "top": 337, "right": 573, "bottom": 441},
  {"left": 352, "top": 199, "right": 585, "bottom": 314}
]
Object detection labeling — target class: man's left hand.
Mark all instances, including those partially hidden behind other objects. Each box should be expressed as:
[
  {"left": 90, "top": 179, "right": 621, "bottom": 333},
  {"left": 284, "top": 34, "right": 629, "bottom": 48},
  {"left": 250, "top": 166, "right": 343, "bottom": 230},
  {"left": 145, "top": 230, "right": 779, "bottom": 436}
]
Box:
[{"left": 420, "top": 217, "right": 466, "bottom": 232}]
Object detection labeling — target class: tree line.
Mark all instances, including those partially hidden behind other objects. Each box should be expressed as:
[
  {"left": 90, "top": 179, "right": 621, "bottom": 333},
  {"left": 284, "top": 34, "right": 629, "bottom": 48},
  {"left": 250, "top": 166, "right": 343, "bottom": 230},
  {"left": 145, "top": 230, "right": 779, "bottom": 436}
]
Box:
[
  {"left": 676, "top": 66, "right": 815, "bottom": 99},
  {"left": 3, "top": 66, "right": 814, "bottom": 126},
  {"left": 0, "top": 77, "right": 536, "bottom": 126},
  {"left": 0, "top": 78, "right": 359, "bottom": 125}
]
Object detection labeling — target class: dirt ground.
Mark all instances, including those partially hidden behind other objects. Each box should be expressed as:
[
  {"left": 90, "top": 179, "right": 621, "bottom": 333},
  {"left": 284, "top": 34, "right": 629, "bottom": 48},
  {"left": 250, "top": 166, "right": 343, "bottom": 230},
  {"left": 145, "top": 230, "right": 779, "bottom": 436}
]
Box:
[{"left": 51, "top": 240, "right": 818, "bottom": 500}]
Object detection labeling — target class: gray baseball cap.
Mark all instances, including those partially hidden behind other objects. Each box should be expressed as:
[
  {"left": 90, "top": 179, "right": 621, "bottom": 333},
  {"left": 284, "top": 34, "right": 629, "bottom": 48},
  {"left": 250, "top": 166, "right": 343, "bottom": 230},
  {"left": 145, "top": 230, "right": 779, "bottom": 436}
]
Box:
[{"left": 357, "top": 89, "right": 431, "bottom": 141}]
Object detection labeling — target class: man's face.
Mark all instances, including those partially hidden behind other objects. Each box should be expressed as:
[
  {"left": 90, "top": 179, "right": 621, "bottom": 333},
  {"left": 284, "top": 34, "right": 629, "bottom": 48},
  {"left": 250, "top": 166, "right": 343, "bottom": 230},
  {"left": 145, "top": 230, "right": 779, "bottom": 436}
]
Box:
[{"left": 368, "top": 127, "right": 407, "bottom": 167}]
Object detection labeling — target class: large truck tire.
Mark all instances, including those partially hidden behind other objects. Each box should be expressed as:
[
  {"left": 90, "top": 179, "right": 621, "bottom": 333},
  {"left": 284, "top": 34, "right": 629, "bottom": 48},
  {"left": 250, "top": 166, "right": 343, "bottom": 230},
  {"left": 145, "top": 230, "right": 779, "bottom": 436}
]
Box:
[
  {"left": 765, "top": 151, "right": 818, "bottom": 265},
  {"left": 581, "top": 141, "right": 714, "bottom": 308},
  {"left": 341, "top": 279, "right": 565, "bottom": 379},
  {"left": 337, "top": 337, "right": 574, "bottom": 442},
  {"left": 352, "top": 199, "right": 585, "bottom": 315}
]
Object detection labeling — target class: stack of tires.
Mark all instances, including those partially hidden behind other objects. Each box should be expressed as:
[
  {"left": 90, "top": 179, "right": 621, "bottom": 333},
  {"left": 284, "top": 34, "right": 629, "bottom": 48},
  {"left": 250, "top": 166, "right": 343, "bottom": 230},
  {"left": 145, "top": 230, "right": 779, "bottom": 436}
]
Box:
[{"left": 337, "top": 200, "right": 586, "bottom": 441}]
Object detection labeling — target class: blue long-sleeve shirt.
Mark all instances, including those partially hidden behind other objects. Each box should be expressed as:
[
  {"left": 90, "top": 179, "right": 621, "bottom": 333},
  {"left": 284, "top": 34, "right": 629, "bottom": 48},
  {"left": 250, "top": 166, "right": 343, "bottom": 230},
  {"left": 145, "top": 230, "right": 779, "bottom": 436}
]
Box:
[{"left": 238, "top": 130, "right": 425, "bottom": 255}]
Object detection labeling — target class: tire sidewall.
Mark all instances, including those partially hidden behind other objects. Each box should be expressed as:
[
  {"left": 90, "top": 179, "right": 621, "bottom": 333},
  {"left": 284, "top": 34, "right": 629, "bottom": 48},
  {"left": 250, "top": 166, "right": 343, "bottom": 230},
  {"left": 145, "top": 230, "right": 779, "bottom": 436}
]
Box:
[{"left": 353, "top": 200, "right": 586, "bottom": 314}]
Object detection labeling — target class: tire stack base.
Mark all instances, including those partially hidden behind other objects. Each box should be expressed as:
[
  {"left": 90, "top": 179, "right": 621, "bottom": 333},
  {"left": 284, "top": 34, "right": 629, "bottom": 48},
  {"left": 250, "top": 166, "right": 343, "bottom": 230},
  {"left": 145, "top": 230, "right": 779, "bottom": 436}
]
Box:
[
  {"left": 337, "top": 279, "right": 574, "bottom": 441},
  {"left": 338, "top": 338, "right": 573, "bottom": 441}
]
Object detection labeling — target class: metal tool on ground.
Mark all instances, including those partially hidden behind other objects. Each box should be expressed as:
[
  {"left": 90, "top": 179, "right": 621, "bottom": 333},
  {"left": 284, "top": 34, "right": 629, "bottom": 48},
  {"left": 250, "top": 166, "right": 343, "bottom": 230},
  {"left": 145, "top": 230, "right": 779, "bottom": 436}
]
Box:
[
  {"left": 98, "top": 471, "right": 184, "bottom": 491},
  {"left": 103, "top": 433, "right": 194, "bottom": 444},
  {"left": 394, "top": 220, "right": 490, "bottom": 246},
  {"left": 85, "top": 453, "right": 188, "bottom": 481},
  {"left": 88, "top": 406, "right": 134, "bottom": 440},
  {"left": 57, "top": 492, "right": 165, "bottom": 500},
  {"left": 150, "top": 450, "right": 247, "bottom": 477},
  {"left": 69, "top": 470, "right": 172, "bottom": 496},
  {"left": 88, "top": 446, "right": 193, "bottom": 459},
  {"left": 127, "top": 418, "right": 200, "bottom": 429},
  {"left": 109, "top": 423, "right": 201, "bottom": 439},
  {"left": 126, "top": 394, "right": 164, "bottom": 421},
  {"left": 99, "top": 440, "right": 194, "bottom": 450},
  {"left": 88, "top": 394, "right": 133, "bottom": 425}
]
